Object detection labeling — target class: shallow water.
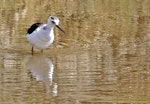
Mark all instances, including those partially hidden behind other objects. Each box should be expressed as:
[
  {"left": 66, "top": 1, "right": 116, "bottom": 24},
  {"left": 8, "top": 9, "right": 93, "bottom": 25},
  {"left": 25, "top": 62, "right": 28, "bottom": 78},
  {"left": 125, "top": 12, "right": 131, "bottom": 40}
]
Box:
[{"left": 0, "top": 0, "right": 150, "bottom": 104}]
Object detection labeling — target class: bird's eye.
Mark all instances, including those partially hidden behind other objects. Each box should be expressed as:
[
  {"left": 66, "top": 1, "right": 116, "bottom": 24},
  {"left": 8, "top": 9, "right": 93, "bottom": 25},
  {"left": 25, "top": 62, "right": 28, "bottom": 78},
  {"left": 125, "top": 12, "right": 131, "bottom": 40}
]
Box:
[
  {"left": 52, "top": 21, "right": 55, "bottom": 24},
  {"left": 51, "top": 17, "right": 54, "bottom": 19}
]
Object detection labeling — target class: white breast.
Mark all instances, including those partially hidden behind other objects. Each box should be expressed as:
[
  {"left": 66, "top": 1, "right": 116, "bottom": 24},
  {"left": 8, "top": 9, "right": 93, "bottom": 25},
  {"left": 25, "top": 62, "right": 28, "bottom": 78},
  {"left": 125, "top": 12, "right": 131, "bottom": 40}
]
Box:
[{"left": 26, "top": 24, "right": 54, "bottom": 49}]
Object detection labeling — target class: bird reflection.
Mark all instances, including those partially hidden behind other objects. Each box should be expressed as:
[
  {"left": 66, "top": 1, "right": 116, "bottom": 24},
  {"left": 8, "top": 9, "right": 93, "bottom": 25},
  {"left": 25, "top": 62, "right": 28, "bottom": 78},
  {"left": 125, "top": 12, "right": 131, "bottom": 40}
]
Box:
[{"left": 26, "top": 54, "right": 57, "bottom": 94}]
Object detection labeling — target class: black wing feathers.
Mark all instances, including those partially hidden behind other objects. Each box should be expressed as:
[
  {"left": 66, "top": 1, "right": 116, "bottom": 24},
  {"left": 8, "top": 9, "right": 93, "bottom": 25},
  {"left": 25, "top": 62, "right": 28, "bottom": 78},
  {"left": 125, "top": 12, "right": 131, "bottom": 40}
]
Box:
[{"left": 27, "top": 23, "right": 43, "bottom": 34}]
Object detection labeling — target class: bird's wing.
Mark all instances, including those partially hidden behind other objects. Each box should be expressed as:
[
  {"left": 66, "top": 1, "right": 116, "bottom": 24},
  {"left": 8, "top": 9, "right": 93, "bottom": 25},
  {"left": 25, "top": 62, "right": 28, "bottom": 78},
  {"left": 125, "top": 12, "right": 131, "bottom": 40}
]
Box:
[{"left": 27, "top": 22, "right": 44, "bottom": 34}]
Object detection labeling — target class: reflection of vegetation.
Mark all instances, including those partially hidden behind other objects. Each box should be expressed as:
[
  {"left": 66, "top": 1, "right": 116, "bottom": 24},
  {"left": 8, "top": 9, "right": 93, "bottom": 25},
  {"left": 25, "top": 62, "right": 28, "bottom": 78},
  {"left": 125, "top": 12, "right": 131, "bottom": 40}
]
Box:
[{"left": 0, "top": 0, "right": 150, "bottom": 49}]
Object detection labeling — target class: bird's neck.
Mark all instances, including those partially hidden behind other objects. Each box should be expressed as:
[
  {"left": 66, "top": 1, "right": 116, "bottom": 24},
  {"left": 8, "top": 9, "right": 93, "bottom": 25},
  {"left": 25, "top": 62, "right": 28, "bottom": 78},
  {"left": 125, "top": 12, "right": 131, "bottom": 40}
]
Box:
[
  {"left": 47, "top": 22, "right": 55, "bottom": 30},
  {"left": 47, "top": 22, "right": 54, "bottom": 38}
]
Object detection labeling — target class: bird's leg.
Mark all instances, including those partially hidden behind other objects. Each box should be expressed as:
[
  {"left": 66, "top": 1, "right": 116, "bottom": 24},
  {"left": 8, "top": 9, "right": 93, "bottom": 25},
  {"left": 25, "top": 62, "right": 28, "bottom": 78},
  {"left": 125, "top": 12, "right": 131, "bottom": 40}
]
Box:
[
  {"left": 31, "top": 47, "right": 34, "bottom": 55},
  {"left": 41, "top": 49, "right": 43, "bottom": 53}
]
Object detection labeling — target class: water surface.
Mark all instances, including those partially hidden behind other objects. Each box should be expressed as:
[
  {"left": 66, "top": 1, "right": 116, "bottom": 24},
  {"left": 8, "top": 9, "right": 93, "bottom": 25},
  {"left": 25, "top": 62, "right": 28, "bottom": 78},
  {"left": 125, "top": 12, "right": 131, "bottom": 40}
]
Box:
[{"left": 0, "top": 0, "right": 150, "bottom": 104}]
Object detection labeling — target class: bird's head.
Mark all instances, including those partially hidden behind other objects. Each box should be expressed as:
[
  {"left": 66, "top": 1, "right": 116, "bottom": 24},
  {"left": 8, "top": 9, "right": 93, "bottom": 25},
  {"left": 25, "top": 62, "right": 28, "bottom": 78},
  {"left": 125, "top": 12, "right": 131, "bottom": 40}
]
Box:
[{"left": 48, "top": 16, "right": 65, "bottom": 33}]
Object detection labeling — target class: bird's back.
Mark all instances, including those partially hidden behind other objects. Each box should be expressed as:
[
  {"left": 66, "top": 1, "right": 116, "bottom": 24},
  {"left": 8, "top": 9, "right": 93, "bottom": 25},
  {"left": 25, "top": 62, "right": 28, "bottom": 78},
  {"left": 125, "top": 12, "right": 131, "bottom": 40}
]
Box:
[{"left": 27, "top": 23, "right": 43, "bottom": 34}]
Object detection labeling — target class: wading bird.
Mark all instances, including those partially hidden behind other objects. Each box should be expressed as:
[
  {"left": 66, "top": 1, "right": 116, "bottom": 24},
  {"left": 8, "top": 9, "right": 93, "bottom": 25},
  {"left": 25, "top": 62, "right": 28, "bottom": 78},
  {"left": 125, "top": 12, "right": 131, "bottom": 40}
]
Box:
[{"left": 26, "top": 16, "right": 65, "bottom": 55}]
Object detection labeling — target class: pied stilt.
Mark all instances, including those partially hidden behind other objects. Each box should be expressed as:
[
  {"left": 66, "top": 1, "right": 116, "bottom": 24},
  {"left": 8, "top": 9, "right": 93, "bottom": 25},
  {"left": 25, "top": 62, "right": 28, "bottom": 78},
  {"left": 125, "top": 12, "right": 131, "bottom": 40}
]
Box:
[{"left": 26, "top": 16, "right": 65, "bottom": 55}]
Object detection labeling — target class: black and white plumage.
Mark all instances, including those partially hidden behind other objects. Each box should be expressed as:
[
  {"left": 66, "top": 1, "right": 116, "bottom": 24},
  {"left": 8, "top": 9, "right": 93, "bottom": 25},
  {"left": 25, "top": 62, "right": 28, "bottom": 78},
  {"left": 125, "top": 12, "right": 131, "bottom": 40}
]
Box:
[
  {"left": 27, "top": 23, "right": 43, "bottom": 34},
  {"left": 26, "top": 16, "right": 65, "bottom": 55}
]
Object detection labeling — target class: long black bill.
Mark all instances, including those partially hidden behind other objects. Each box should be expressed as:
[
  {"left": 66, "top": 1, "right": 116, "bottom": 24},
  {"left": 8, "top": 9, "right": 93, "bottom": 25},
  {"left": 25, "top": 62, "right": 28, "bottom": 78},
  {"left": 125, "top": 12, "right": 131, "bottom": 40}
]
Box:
[{"left": 56, "top": 25, "right": 65, "bottom": 33}]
